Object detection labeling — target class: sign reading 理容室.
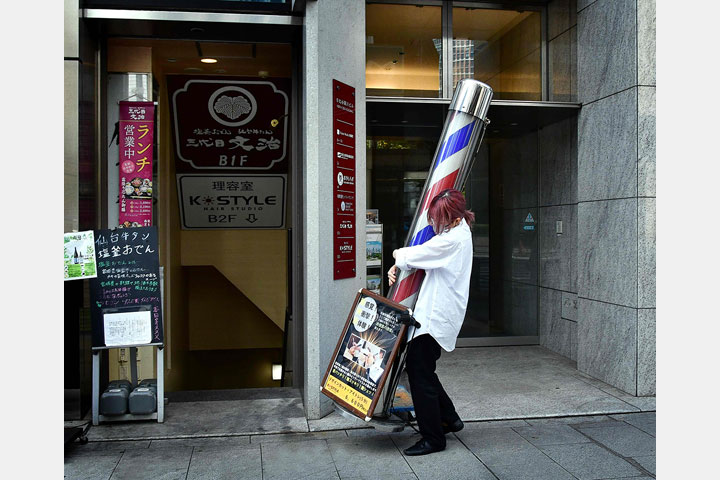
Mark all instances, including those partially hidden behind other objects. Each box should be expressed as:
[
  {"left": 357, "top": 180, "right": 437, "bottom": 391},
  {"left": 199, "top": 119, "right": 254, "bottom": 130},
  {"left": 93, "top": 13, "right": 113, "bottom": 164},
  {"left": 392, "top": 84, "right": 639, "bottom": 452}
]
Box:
[
  {"left": 64, "top": 231, "right": 97, "bottom": 281},
  {"left": 176, "top": 174, "right": 286, "bottom": 229}
]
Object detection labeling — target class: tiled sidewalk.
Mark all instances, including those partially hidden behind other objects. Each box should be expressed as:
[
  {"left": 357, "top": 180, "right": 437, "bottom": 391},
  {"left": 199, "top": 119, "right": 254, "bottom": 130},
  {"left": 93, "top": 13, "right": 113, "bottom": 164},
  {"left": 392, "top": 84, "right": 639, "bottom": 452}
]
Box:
[
  {"left": 85, "top": 346, "right": 655, "bottom": 443},
  {"left": 65, "top": 412, "right": 656, "bottom": 479},
  {"left": 67, "top": 346, "right": 655, "bottom": 479}
]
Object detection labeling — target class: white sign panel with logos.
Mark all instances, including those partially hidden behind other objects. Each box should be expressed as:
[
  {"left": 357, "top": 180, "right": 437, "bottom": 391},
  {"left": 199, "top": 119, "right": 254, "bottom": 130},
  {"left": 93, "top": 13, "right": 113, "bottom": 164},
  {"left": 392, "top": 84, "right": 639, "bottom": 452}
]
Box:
[{"left": 177, "top": 174, "right": 286, "bottom": 229}]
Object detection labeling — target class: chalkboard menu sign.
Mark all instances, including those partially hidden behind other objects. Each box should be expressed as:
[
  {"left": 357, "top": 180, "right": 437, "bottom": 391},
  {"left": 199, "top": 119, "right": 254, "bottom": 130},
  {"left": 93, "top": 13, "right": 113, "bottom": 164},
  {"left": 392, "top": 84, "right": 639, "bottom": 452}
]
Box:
[
  {"left": 321, "top": 289, "right": 410, "bottom": 421},
  {"left": 89, "top": 226, "right": 164, "bottom": 349}
]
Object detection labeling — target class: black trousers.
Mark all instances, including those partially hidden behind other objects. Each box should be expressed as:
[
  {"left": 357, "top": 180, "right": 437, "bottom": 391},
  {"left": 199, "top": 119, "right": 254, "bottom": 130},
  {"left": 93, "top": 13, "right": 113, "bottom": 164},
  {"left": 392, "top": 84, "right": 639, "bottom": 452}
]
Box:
[{"left": 405, "top": 334, "right": 460, "bottom": 448}]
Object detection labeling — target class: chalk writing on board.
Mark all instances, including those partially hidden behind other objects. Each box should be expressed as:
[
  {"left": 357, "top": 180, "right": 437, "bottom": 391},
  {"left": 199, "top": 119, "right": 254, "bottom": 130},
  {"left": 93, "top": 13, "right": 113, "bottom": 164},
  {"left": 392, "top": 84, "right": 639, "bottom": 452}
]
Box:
[{"left": 89, "top": 226, "right": 164, "bottom": 348}]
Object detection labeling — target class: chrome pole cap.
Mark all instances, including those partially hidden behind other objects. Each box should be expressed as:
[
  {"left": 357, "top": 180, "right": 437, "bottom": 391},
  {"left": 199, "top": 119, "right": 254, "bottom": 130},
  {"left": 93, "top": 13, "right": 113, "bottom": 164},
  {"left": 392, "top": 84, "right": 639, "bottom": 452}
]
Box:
[{"left": 449, "top": 79, "right": 493, "bottom": 120}]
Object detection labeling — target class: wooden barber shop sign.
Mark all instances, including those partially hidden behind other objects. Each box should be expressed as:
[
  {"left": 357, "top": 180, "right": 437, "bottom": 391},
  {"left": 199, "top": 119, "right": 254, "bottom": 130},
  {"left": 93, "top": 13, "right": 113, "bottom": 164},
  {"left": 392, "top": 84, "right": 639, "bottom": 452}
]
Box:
[{"left": 321, "top": 289, "right": 410, "bottom": 421}]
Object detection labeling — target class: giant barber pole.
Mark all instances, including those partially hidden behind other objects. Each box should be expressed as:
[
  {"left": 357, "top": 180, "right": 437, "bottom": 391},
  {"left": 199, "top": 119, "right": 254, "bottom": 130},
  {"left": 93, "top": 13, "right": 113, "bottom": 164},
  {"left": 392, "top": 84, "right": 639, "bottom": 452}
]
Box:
[
  {"left": 324, "top": 80, "right": 493, "bottom": 425},
  {"left": 387, "top": 79, "right": 493, "bottom": 309}
]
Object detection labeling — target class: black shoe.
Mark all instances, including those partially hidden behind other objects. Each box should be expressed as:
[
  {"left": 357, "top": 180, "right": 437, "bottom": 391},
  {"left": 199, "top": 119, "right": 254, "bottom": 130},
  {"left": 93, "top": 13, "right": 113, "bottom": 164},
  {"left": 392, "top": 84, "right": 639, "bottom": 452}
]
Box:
[
  {"left": 403, "top": 439, "right": 445, "bottom": 456},
  {"left": 442, "top": 418, "right": 464, "bottom": 434}
]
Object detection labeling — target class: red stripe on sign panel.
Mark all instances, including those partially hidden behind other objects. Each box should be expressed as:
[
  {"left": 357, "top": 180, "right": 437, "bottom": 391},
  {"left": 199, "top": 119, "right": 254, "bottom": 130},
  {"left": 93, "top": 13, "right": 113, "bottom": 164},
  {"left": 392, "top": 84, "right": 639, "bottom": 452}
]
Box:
[{"left": 333, "top": 80, "right": 357, "bottom": 280}]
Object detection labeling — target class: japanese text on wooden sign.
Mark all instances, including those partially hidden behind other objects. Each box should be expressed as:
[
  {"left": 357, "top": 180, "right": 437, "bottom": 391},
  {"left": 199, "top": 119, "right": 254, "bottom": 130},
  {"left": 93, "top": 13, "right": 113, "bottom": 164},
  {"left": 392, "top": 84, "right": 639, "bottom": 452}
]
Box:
[{"left": 333, "top": 80, "right": 356, "bottom": 280}]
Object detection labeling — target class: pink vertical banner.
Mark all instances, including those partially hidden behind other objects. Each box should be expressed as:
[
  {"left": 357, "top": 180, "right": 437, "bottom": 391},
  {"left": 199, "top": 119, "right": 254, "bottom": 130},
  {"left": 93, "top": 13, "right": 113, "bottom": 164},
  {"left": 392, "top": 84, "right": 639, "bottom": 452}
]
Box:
[{"left": 118, "top": 101, "right": 155, "bottom": 228}]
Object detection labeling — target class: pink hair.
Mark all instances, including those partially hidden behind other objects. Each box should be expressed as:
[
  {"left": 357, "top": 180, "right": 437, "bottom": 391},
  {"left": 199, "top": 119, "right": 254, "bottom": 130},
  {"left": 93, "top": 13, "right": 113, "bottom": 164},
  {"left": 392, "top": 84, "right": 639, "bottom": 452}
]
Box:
[{"left": 427, "top": 189, "right": 474, "bottom": 234}]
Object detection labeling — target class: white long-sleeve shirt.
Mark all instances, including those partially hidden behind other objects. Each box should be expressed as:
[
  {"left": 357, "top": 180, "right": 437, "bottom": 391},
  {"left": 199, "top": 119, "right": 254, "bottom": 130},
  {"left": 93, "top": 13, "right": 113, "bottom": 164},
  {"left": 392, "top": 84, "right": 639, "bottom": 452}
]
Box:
[{"left": 394, "top": 219, "right": 473, "bottom": 352}]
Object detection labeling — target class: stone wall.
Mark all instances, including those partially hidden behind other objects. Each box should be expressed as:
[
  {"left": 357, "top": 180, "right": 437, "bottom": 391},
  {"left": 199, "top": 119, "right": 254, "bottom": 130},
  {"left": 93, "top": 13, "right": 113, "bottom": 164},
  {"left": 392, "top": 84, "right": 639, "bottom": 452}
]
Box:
[
  {"left": 538, "top": 0, "right": 579, "bottom": 362},
  {"left": 575, "top": 0, "right": 656, "bottom": 396}
]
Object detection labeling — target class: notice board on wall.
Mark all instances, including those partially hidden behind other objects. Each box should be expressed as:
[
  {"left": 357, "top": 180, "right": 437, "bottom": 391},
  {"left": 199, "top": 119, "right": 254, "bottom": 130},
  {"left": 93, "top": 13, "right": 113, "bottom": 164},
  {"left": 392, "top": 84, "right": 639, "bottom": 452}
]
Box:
[
  {"left": 321, "top": 289, "right": 410, "bottom": 421},
  {"left": 332, "top": 79, "right": 356, "bottom": 279},
  {"left": 89, "top": 226, "right": 164, "bottom": 349}
]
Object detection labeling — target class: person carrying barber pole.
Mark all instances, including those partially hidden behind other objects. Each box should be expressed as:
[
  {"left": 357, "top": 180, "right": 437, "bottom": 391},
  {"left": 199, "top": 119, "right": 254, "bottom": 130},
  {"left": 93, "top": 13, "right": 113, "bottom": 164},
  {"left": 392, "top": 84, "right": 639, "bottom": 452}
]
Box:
[{"left": 387, "top": 188, "right": 474, "bottom": 456}]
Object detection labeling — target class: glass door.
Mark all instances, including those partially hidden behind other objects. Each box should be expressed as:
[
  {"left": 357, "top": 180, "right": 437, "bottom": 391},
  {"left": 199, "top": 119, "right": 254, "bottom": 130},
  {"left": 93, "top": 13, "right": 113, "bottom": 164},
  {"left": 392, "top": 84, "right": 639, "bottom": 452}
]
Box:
[{"left": 368, "top": 101, "right": 541, "bottom": 346}]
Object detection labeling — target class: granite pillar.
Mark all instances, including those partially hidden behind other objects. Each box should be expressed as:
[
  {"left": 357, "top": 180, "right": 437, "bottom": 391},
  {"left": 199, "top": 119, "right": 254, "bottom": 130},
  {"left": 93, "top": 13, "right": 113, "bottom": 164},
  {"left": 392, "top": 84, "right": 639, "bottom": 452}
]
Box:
[
  {"left": 303, "top": 0, "right": 367, "bottom": 419},
  {"left": 548, "top": 0, "right": 577, "bottom": 102},
  {"left": 539, "top": 0, "right": 579, "bottom": 360},
  {"left": 576, "top": 0, "right": 655, "bottom": 396}
]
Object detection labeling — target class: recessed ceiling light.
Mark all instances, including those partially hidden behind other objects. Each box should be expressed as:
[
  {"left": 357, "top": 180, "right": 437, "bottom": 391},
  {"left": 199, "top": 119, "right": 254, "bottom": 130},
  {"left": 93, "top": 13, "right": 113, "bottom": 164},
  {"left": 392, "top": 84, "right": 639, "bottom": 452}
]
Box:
[
  {"left": 201, "top": 58, "right": 218, "bottom": 64},
  {"left": 184, "top": 67, "right": 203, "bottom": 72},
  {"left": 167, "top": 58, "right": 177, "bottom": 63}
]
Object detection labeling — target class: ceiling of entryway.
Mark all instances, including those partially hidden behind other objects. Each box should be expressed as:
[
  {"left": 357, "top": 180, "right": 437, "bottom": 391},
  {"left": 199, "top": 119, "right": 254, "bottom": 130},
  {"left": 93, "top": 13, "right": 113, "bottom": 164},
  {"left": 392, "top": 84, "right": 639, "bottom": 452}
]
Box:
[{"left": 108, "top": 38, "right": 293, "bottom": 77}]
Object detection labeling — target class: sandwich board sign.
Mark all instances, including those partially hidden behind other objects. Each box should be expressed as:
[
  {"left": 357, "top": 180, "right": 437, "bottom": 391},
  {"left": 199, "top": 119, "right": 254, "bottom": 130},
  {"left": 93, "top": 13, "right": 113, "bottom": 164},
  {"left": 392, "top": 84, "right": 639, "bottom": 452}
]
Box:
[{"left": 321, "top": 289, "right": 411, "bottom": 421}]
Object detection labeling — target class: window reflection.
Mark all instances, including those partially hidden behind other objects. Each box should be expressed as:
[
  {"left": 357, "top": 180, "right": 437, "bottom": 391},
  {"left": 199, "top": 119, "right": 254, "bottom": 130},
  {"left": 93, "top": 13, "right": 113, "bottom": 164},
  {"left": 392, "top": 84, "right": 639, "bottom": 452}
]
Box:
[
  {"left": 453, "top": 7, "right": 542, "bottom": 100},
  {"left": 366, "top": 4, "right": 442, "bottom": 97}
]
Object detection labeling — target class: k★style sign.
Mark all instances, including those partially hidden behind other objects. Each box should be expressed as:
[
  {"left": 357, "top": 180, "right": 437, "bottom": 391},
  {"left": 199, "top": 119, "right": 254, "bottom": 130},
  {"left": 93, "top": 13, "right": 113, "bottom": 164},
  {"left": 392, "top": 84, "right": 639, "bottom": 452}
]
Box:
[
  {"left": 168, "top": 76, "right": 290, "bottom": 171},
  {"left": 176, "top": 174, "right": 286, "bottom": 229}
]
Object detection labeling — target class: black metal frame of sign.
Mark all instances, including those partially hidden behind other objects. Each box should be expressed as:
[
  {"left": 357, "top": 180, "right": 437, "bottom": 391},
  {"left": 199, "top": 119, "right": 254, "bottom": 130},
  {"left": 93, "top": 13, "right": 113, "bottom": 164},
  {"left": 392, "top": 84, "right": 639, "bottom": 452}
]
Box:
[{"left": 321, "top": 289, "right": 411, "bottom": 421}]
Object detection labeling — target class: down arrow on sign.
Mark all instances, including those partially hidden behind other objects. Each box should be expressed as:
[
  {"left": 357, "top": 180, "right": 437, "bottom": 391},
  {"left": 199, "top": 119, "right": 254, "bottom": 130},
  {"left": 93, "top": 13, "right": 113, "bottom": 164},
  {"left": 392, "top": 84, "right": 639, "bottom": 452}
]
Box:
[{"left": 247, "top": 214, "right": 258, "bottom": 223}]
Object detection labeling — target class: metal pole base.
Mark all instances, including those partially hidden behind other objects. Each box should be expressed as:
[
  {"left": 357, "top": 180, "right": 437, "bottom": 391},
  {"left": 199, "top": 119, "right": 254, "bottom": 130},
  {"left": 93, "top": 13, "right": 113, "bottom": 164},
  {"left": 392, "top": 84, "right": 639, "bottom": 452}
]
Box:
[
  {"left": 332, "top": 403, "right": 408, "bottom": 433},
  {"left": 333, "top": 403, "right": 367, "bottom": 424},
  {"left": 368, "top": 412, "right": 407, "bottom": 432}
]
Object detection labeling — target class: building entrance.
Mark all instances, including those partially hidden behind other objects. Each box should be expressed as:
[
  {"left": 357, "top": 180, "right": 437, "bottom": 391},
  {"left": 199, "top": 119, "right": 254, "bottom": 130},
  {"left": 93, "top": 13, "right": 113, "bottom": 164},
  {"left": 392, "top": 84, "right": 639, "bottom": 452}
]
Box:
[
  {"left": 367, "top": 100, "right": 576, "bottom": 346},
  {"left": 101, "top": 32, "right": 297, "bottom": 392}
]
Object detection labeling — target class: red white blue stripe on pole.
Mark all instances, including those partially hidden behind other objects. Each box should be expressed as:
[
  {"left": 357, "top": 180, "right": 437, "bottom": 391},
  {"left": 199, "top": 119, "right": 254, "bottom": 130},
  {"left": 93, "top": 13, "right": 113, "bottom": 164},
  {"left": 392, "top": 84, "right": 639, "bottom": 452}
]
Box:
[
  {"left": 410, "top": 118, "right": 477, "bottom": 247},
  {"left": 388, "top": 80, "right": 493, "bottom": 308}
]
